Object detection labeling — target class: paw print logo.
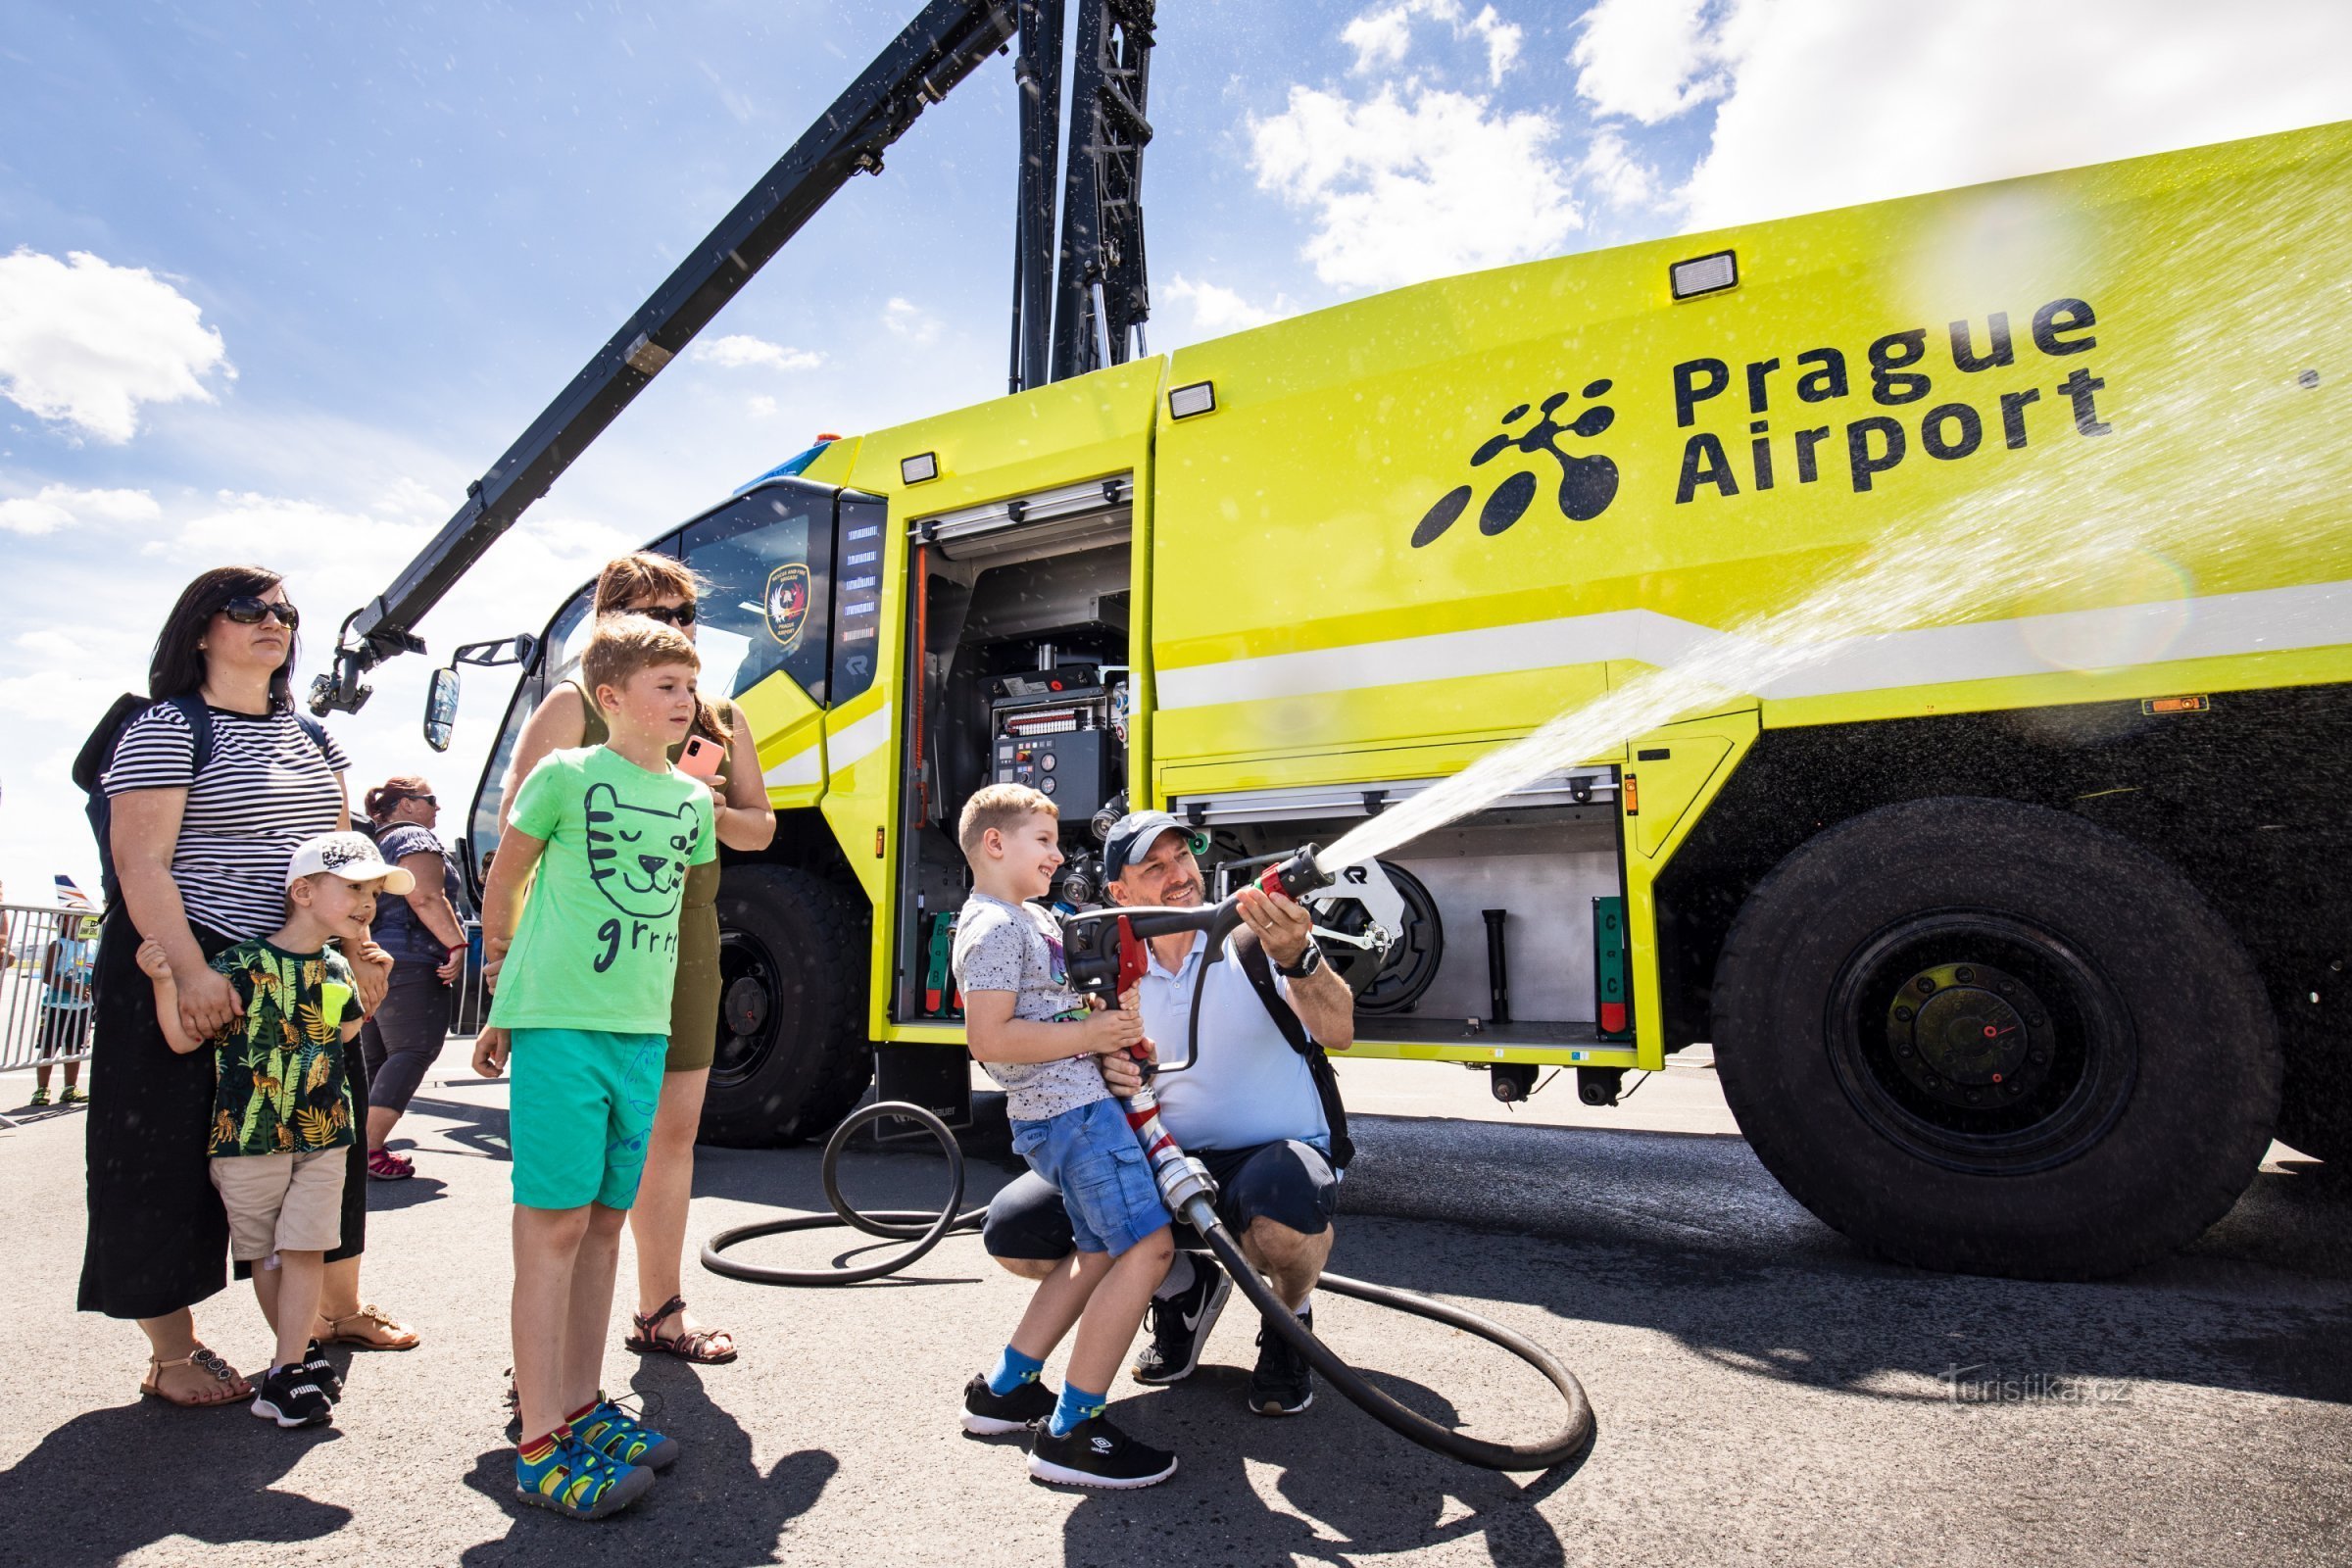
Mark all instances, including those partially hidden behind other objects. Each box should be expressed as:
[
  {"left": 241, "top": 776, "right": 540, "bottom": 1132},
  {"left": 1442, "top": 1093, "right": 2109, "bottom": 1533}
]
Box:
[{"left": 1411, "top": 380, "right": 1620, "bottom": 548}]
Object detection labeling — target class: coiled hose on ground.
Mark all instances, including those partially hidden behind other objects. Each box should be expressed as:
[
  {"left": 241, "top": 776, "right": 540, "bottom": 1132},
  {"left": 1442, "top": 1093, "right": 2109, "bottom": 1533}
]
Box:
[{"left": 703, "top": 1101, "right": 1595, "bottom": 1473}]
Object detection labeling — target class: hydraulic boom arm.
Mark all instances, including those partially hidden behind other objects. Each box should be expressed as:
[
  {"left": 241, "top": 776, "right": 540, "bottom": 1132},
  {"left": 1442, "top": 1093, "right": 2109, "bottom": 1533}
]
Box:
[{"left": 312, "top": 0, "right": 1019, "bottom": 713}]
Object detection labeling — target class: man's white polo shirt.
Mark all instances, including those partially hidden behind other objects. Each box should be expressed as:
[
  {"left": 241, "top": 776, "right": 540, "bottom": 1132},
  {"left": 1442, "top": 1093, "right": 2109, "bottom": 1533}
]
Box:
[{"left": 1136, "top": 929, "right": 1328, "bottom": 1153}]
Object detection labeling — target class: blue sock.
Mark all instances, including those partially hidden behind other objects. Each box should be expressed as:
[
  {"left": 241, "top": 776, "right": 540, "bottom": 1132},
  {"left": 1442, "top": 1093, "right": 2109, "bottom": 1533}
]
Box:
[
  {"left": 1050, "top": 1382, "right": 1106, "bottom": 1437},
  {"left": 986, "top": 1346, "right": 1045, "bottom": 1397}
]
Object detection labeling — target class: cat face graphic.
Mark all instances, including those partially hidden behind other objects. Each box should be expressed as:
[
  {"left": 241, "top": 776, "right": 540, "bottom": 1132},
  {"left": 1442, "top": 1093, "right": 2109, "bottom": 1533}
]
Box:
[{"left": 583, "top": 782, "right": 698, "bottom": 918}]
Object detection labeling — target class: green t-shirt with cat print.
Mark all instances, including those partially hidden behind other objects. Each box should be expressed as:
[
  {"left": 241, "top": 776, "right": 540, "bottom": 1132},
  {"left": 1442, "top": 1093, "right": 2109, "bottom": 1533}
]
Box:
[{"left": 488, "top": 745, "right": 717, "bottom": 1034}]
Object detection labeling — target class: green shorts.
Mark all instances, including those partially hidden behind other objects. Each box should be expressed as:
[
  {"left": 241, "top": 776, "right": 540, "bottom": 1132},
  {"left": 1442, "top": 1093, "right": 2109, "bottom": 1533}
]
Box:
[{"left": 508, "top": 1028, "right": 666, "bottom": 1210}]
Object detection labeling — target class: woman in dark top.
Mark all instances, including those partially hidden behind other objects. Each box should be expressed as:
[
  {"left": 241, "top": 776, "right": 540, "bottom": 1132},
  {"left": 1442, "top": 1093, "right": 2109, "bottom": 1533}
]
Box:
[
  {"left": 87, "top": 565, "right": 408, "bottom": 1406},
  {"left": 358, "top": 775, "right": 467, "bottom": 1178}
]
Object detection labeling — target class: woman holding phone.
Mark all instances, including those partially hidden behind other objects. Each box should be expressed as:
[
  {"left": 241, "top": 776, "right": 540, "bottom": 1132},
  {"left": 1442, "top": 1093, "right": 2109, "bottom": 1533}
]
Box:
[{"left": 496, "top": 552, "right": 775, "bottom": 1364}]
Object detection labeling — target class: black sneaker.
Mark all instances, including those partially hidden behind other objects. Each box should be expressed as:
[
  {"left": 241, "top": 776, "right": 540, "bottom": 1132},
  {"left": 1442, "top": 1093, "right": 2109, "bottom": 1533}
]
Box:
[
  {"left": 1132, "top": 1261, "right": 1233, "bottom": 1386},
  {"left": 300, "top": 1340, "right": 343, "bottom": 1403},
  {"left": 251, "top": 1365, "right": 334, "bottom": 1428},
  {"left": 1027, "top": 1414, "right": 1178, "bottom": 1490},
  {"left": 1249, "top": 1307, "right": 1315, "bottom": 1416},
  {"left": 962, "top": 1373, "right": 1056, "bottom": 1435}
]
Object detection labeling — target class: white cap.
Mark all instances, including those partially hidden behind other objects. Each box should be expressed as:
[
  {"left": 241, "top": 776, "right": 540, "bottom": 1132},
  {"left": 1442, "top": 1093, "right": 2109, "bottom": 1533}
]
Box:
[{"left": 286, "top": 831, "right": 416, "bottom": 895}]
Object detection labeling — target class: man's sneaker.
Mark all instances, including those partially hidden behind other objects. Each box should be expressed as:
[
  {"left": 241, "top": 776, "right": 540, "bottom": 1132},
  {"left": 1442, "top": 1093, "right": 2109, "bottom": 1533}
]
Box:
[
  {"left": 299, "top": 1340, "right": 343, "bottom": 1402},
  {"left": 59, "top": 1086, "right": 85, "bottom": 1104},
  {"left": 962, "top": 1372, "right": 1055, "bottom": 1435},
  {"left": 573, "top": 1395, "right": 679, "bottom": 1470},
  {"left": 250, "top": 1365, "right": 334, "bottom": 1428},
  {"left": 1132, "top": 1261, "right": 1233, "bottom": 1385},
  {"left": 1249, "top": 1308, "right": 1315, "bottom": 1416},
  {"left": 515, "top": 1432, "right": 655, "bottom": 1520},
  {"left": 26, "top": 1088, "right": 48, "bottom": 1107},
  {"left": 1027, "top": 1414, "right": 1178, "bottom": 1490}
]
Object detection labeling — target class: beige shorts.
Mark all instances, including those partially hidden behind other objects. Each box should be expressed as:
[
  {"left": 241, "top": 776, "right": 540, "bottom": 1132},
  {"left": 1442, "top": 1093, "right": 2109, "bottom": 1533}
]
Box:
[{"left": 210, "top": 1150, "right": 346, "bottom": 1261}]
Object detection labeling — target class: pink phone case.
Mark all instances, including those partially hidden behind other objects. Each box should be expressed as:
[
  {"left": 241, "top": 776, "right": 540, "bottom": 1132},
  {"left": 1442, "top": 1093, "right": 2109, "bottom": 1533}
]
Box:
[{"left": 680, "top": 735, "right": 722, "bottom": 778}]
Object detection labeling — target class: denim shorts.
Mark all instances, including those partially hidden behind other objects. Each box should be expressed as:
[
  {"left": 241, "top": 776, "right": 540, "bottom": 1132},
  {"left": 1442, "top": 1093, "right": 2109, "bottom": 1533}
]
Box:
[{"left": 1008, "top": 1097, "right": 1170, "bottom": 1257}]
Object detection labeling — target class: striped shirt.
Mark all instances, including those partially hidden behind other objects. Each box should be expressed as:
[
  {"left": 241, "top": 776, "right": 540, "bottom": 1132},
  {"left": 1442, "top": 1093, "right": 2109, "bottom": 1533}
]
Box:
[{"left": 102, "top": 701, "right": 350, "bottom": 939}]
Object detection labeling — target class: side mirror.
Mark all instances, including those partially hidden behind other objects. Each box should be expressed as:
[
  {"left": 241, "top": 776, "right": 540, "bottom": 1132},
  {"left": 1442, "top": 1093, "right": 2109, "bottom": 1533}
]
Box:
[{"left": 423, "top": 665, "right": 461, "bottom": 753}]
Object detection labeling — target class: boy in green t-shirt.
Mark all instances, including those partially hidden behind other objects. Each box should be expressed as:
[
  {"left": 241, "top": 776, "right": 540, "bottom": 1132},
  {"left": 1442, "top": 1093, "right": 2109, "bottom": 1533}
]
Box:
[
  {"left": 143, "top": 830, "right": 408, "bottom": 1429},
  {"left": 473, "top": 614, "right": 717, "bottom": 1521}
]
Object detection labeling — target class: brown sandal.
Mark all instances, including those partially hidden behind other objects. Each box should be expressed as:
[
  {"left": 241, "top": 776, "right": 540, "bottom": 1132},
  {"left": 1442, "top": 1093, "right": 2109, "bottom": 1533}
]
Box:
[
  {"left": 625, "top": 1296, "right": 737, "bottom": 1364},
  {"left": 139, "top": 1345, "right": 249, "bottom": 1407},
  {"left": 317, "top": 1303, "right": 419, "bottom": 1351}
]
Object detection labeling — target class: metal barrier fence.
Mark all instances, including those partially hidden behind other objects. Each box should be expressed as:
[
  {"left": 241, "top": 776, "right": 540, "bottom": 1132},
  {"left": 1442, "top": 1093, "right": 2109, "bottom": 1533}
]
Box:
[
  {"left": 1, "top": 903, "right": 102, "bottom": 1073},
  {"left": 0, "top": 906, "right": 492, "bottom": 1082}
]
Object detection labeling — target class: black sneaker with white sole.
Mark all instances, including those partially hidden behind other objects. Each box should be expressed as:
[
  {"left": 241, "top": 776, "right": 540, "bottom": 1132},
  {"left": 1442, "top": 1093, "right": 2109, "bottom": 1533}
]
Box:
[
  {"left": 1132, "top": 1261, "right": 1233, "bottom": 1385},
  {"left": 1027, "top": 1414, "right": 1178, "bottom": 1490},
  {"left": 299, "top": 1340, "right": 342, "bottom": 1402},
  {"left": 251, "top": 1365, "right": 334, "bottom": 1428},
  {"left": 1248, "top": 1307, "right": 1315, "bottom": 1416},
  {"left": 962, "top": 1373, "right": 1056, "bottom": 1435}
]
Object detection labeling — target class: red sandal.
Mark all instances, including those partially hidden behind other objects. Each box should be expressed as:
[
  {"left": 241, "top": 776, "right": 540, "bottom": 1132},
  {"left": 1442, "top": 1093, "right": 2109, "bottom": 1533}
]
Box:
[
  {"left": 368, "top": 1148, "right": 415, "bottom": 1181},
  {"left": 625, "top": 1296, "right": 737, "bottom": 1364}
]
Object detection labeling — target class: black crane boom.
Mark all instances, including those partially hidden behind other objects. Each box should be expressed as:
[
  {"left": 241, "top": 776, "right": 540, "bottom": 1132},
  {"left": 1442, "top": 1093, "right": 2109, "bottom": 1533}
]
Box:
[{"left": 314, "top": 0, "right": 1019, "bottom": 713}]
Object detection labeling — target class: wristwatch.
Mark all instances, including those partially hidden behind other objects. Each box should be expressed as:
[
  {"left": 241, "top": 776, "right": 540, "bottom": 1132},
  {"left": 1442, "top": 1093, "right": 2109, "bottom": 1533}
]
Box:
[{"left": 1275, "top": 941, "right": 1325, "bottom": 979}]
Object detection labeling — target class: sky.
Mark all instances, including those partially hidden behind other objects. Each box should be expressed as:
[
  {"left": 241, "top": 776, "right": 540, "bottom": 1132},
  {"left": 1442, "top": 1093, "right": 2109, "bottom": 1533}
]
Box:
[{"left": 4, "top": 0, "right": 2351, "bottom": 905}]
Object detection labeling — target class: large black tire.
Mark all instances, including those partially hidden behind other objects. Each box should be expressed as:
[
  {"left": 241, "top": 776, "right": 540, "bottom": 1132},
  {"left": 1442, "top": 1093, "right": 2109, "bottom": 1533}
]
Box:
[
  {"left": 1713, "top": 797, "right": 2279, "bottom": 1280},
  {"left": 698, "top": 864, "right": 875, "bottom": 1148}
]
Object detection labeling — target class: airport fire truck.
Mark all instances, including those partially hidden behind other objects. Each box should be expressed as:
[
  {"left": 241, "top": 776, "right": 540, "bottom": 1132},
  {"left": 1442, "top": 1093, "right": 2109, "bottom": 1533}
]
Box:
[{"left": 321, "top": 0, "right": 2352, "bottom": 1278}]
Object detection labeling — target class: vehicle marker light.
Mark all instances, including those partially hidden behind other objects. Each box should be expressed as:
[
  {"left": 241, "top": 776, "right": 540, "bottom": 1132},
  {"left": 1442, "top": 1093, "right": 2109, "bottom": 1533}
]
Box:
[
  {"left": 2142, "top": 694, "right": 2210, "bottom": 714},
  {"left": 1623, "top": 774, "right": 1640, "bottom": 815},
  {"left": 1168, "top": 381, "right": 1217, "bottom": 419},
  {"left": 1670, "top": 250, "right": 1737, "bottom": 300},
  {"left": 902, "top": 451, "right": 940, "bottom": 484}
]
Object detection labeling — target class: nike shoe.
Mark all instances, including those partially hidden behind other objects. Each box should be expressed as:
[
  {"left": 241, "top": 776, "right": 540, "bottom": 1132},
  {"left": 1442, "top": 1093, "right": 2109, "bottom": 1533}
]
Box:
[
  {"left": 515, "top": 1431, "right": 656, "bottom": 1520},
  {"left": 962, "top": 1372, "right": 1056, "bottom": 1435},
  {"left": 1249, "top": 1308, "right": 1315, "bottom": 1416},
  {"left": 250, "top": 1364, "right": 334, "bottom": 1428},
  {"left": 1027, "top": 1414, "right": 1178, "bottom": 1490},
  {"left": 1133, "top": 1260, "right": 1233, "bottom": 1385}
]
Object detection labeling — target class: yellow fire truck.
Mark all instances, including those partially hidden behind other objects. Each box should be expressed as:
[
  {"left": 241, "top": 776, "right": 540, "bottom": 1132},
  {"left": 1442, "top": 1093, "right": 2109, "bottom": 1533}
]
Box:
[{"left": 416, "top": 119, "right": 2352, "bottom": 1280}]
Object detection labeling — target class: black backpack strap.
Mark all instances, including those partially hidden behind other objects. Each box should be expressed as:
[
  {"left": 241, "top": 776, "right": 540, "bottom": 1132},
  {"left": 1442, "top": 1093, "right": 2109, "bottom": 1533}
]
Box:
[
  {"left": 1233, "top": 931, "right": 1355, "bottom": 1170},
  {"left": 168, "top": 694, "right": 216, "bottom": 778}
]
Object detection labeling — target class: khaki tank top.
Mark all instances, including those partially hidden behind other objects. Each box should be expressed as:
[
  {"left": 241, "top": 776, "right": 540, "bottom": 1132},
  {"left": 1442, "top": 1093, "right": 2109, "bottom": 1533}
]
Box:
[{"left": 567, "top": 681, "right": 737, "bottom": 909}]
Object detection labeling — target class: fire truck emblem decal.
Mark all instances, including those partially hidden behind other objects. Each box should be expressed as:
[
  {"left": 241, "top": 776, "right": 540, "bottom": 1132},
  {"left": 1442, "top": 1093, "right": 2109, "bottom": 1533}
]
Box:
[
  {"left": 764, "top": 562, "right": 811, "bottom": 651},
  {"left": 1411, "top": 380, "right": 1619, "bottom": 548}
]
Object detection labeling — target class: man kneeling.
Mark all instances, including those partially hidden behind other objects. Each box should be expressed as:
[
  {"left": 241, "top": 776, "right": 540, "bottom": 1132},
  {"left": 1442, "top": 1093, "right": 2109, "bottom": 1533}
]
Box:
[{"left": 983, "top": 809, "right": 1355, "bottom": 1416}]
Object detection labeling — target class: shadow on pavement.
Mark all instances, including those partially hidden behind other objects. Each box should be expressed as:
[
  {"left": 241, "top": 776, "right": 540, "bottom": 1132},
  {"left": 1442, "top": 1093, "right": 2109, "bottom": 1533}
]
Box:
[
  {"left": 456, "top": 1370, "right": 837, "bottom": 1565},
  {"left": 1040, "top": 1366, "right": 1585, "bottom": 1568},
  {"left": 2, "top": 1402, "right": 350, "bottom": 1566}
]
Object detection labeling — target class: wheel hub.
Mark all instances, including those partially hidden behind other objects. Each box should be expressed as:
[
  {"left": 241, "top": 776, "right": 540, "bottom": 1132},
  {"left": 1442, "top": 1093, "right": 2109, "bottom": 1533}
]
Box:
[
  {"left": 724, "top": 972, "right": 770, "bottom": 1037},
  {"left": 1886, "top": 962, "right": 2049, "bottom": 1108}
]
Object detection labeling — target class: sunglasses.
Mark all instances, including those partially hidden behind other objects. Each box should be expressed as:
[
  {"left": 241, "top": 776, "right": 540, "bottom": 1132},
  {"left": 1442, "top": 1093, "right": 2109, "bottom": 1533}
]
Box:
[
  {"left": 394, "top": 793, "right": 438, "bottom": 808},
  {"left": 220, "top": 596, "right": 300, "bottom": 629},
  {"left": 627, "top": 603, "right": 697, "bottom": 627}
]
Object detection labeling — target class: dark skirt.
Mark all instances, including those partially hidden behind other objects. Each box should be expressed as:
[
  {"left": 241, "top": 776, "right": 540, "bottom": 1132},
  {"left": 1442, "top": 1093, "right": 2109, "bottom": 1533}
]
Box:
[{"left": 76, "top": 909, "right": 233, "bottom": 1319}]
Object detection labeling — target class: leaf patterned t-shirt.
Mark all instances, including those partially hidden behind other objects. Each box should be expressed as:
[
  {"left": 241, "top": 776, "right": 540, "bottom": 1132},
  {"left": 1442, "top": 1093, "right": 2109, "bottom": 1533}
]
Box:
[{"left": 203, "top": 939, "right": 359, "bottom": 1157}]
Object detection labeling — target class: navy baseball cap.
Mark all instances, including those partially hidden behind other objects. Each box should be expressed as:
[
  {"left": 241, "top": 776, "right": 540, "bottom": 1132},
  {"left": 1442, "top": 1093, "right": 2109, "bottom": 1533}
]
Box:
[{"left": 1103, "top": 809, "right": 1205, "bottom": 873}]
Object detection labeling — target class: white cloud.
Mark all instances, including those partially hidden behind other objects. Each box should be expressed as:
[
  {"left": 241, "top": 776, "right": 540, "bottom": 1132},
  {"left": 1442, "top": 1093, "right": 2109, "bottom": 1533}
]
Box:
[
  {"left": 1578, "top": 128, "right": 1659, "bottom": 210},
  {"left": 747, "top": 395, "right": 778, "bottom": 417},
  {"left": 1161, "top": 274, "right": 1290, "bottom": 339},
  {"left": 881, "top": 298, "right": 942, "bottom": 347},
  {"left": 1250, "top": 84, "right": 1581, "bottom": 291},
  {"left": 0, "top": 249, "right": 233, "bottom": 443},
  {"left": 0, "top": 484, "right": 163, "bottom": 535},
  {"left": 1570, "top": 0, "right": 1733, "bottom": 125},
  {"left": 1343, "top": 0, "right": 1522, "bottom": 85},
  {"left": 1563, "top": 0, "right": 2352, "bottom": 233},
  {"left": 691, "top": 333, "right": 824, "bottom": 372}
]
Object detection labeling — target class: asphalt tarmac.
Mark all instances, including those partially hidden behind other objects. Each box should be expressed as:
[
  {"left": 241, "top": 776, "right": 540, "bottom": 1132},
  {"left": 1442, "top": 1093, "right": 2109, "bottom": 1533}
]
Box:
[{"left": 2, "top": 1051, "right": 2347, "bottom": 1567}]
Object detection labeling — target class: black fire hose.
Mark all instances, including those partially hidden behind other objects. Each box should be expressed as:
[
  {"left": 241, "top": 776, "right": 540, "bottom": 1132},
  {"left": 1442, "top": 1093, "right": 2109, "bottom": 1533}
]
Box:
[{"left": 703, "top": 1102, "right": 1595, "bottom": 1473}]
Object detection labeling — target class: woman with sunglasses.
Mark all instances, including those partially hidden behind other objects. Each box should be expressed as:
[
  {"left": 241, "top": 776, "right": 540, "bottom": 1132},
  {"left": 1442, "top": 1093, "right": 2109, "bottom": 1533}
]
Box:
[
  {"left": 497, "top": 551, "right": 775, "bottom": 1366},
  {"left": 84, "top": 566, "right": 416, "bottom": 1408},
  {"left": 358, "top": 776, "right": 469, "bottom": 1179}
]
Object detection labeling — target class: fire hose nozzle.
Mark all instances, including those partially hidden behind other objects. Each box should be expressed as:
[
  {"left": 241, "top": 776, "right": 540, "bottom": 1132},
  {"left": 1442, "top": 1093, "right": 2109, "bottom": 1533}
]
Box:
[{"left": 1257, "top": 843, "right": 1334, "bottom": 902}]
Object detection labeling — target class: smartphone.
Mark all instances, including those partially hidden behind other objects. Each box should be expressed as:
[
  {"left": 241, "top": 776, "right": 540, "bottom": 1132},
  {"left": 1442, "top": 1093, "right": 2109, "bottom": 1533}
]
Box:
[{"left": 679, "top": 734, "right": 722, "bottom": 779}]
